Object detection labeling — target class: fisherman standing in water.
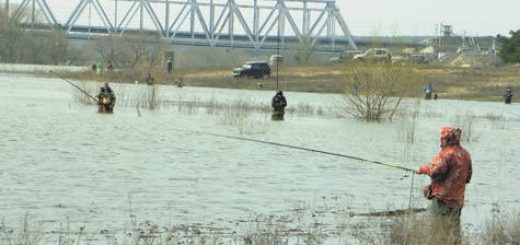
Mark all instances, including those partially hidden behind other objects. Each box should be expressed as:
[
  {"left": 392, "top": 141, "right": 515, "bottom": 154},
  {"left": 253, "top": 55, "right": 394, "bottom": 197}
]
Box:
[
  {"left": 97, "top": 82, "right": 116, "bottom": 113},
  {"left": 271, "top": 91, "right": 287, "bottom": 120},
  {"left": 416, "top": 127, "right": 472, "bottom": 243},
  {"left": 424, "top": 82, "right": 433, "bottom": 100},
  {"left": 504, "top": 87, "right": 513, "bottom": 104}
]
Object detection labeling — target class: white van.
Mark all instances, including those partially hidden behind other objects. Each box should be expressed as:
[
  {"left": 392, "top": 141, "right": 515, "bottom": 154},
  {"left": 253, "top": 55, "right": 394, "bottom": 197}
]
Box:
[{"left": 353, "top": 48, "right": 392, "bottom": 62}]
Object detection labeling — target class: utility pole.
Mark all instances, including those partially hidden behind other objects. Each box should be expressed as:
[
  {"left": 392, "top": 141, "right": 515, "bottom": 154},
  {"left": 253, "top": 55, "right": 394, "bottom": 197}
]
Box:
[
  {"left": 5, "top": 0, "right": 9, "bottom": 19},
  {"left": 165, "top": 0, "right": 169, "bottom": 38},
  {"left": 115, "top": 0, "right": 118, "bottom": 32}
]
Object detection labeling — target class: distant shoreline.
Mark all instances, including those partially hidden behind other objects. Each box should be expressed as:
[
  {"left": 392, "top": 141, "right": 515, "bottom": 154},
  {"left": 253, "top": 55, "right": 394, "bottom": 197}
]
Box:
[
  {"left": 4, "top": 63, "right": 520, "bottom": 103},
  {"left": 0, "top": 63, "right": 86, "bottom": 73}
]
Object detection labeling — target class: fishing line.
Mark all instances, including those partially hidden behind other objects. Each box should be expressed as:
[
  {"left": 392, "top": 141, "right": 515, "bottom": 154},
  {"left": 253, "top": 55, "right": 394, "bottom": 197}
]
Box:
[
  {"left": 49, "top": 70, "right": 99, "bottom": 103},
  {"left": 408, "top": 172, "right": 416, "bottom": 209},
  {"left": 178, "top": 128, "right": 415, "bottom": 172}
]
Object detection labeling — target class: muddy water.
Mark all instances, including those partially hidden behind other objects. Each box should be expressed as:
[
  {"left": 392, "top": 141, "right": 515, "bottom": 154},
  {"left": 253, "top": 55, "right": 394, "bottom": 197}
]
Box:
[{"left": 1, "top": 73, "right": 519, "bottom": 243}]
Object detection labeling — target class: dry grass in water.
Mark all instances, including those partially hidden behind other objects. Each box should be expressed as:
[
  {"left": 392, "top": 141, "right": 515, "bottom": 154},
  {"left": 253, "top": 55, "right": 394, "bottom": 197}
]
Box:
[
  {"left": 396, "top": 99, "right": 422, "bottom": 143},
  {"left": 73, "top": 81, "right": 98, "bottom": 105},
  {"left": 450, "top": 113, "right": 478, "bottom": 142},
  {"left": 3, "top": 204, "right": 520, "bottom": 245},
  {"left": 481, "top": 204, "right": 520, "bottom": 244},
  {"left": 378, "top": 214, "right": 467, "bottom": 245},
  {"left": 0, "top": 214, "right": 42, "bottom": 245}
]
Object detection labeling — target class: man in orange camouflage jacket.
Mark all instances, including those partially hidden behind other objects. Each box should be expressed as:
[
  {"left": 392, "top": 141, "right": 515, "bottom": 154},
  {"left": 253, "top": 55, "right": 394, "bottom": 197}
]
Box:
[{"left": 416, "top": 127, "right": 473, "bottom": 223}]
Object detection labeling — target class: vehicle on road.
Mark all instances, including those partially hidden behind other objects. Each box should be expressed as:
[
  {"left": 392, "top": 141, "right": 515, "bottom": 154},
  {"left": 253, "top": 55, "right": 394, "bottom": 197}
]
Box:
[
  {"left": 233, "top": 61, "right": 271, "bottom": 79},
  {"left": 353, "top": 48, "right": 392, "bottom": 62},
  {"left": 329, "top": 52, "right": 349, "bottom": 63},
  {"left": 269, "top": 55, "right": 284, "bottom": 66},
  {"left": 409, "top": 54, "right": 430, "bottom": 64}
]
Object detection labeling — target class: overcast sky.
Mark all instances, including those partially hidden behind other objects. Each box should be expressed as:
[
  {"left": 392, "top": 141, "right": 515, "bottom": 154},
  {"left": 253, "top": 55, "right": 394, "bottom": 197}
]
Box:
[
  {"left": 338, "top": 0, "right": 520, "bottom": 36},
  {"left": 3, "top": 0, "right": 519, "bottom": 36}
]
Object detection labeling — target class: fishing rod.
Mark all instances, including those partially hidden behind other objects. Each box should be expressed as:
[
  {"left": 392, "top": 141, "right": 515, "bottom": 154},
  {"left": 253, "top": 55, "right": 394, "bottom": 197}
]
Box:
[
  {"left": 275, "top": 17, "right": 280, "bottom": 91},
  {"left": 190, "top": 130, "right": 416, "bottom": 173},
  {"left": 49, "top": 70, "right": 99, "bottom": 103}
]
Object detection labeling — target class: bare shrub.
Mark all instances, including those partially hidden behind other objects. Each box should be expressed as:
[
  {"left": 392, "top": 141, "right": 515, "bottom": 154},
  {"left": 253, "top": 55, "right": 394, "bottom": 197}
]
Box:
[
  {"left": 288, "top": 35, "right": 318, "bottom": 64},
  {"left": 340, "top": 61, "right": 416, "bottom": 121}
]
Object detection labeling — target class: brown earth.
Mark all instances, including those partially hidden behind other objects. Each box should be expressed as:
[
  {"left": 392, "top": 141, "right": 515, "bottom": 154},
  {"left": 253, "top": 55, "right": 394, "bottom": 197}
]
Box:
[
  {"left": 56, "top": 62, "right": 520, "bottom": 103},
  {"left": 174, "top": 63, "right": 520, "bottom": 102}
]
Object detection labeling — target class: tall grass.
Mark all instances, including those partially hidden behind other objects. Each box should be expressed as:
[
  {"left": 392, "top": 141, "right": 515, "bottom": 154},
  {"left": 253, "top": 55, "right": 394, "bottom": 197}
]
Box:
[
  {"left": 481, "top": 204, "right": 520, "bottom": 244},
  {"left": 397, "top": 99, "right": 422, "bottom": 143},
  {"left": 0, "top": 214, "right": 42, "bottom": 245},
  {"left": 74, "top": 81, "right": 98, "bottom": 105},
  {"left": 3, "top": 207, "right": 520, "bottom": 245},
  {"left": 450, "top": 113, "right": 478, "bottom": 142}
]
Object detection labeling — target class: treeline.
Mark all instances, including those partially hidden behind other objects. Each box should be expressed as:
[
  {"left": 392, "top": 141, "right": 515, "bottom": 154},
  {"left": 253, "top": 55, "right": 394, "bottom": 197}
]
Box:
[
  {"left": 0, "top": 7, "right": 169, "bottom": 71},
  {"left": 0, "top": 9, "right": 69, "bottom": 64}
]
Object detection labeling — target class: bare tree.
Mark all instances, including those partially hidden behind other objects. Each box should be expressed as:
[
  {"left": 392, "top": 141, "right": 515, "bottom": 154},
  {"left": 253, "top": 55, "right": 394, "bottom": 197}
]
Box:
[
  {"left": 0, "top": 8, "right": 29, "bottom": 62},
  {"left": 339, "top": 61, "right": 416, "bottom": 121},
  {"left": 290, "top": 35, "right": 318, "bottom": 64},
  {"left": 121, "top": 32, "right": 169, "bottom": 70},
  {"left": 93, "top": 34, "right": 121, "bottom": 65},
  {"left": 0, "top": 7, "right": 69, "bottom": 64}
]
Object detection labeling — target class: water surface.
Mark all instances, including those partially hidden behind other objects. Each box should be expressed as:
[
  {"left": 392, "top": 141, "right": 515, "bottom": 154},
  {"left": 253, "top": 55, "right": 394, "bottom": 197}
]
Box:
[{"left": 1, "top": 73, "right": 519, "bottom": 243}]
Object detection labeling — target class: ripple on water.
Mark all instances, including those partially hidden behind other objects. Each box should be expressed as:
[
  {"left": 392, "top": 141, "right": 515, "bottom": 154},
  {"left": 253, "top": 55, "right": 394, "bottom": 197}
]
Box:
[{"left": 1, "top": 75, "right": 519, "bottom": 242}]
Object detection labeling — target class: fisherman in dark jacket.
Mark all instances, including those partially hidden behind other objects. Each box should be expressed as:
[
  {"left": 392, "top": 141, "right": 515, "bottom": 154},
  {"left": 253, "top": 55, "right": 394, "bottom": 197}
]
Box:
[
  {"left": 97, "top": 82, "right": 116, "bottom": 113},
  {"left": 504, "top": 87, "right": 513, "bottom": 104},
  {"left": 271, "top": 91, "right": 287, "bottom": 120}
]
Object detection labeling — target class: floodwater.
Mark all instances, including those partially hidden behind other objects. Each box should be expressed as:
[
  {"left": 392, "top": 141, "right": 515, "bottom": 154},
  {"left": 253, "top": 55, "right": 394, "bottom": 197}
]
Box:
[{"left": 1, "top": 72, "right": 519, "bottom": 243}]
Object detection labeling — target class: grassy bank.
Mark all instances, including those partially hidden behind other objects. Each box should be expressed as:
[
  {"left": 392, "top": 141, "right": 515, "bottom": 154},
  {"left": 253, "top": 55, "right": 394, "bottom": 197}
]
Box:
[
  {"left": 36, "top": 63, "right": 520, "bottom": 102},
  {"left": 180, "top": 63, "right": 520, "bottom": 102}
]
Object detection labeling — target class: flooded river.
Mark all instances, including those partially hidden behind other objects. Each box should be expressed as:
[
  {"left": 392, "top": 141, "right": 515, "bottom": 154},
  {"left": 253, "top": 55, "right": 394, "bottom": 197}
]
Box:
[{"left": 1, "top": 72, "right": 519, "bottom": 243}]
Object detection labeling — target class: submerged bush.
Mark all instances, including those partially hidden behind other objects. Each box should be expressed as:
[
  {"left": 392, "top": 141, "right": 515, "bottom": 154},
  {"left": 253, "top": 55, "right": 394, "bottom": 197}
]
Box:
[{"left": 340, "top": 62, "right": 417, "bottom": 121}]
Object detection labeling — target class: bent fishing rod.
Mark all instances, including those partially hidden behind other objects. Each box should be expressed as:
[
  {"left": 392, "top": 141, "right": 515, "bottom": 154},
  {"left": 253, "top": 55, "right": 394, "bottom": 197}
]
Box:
[
  {"left": 49, "top": 70, "right": 99, "bottom": 103},
  {"left": 186, "top": 129, "right": 415, "bottom": 173}
]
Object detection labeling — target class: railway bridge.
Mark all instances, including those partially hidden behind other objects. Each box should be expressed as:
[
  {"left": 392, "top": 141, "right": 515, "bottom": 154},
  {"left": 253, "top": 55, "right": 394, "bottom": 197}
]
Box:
[{"left": 3, "top": 0, "right": 358, "bottom": 52}]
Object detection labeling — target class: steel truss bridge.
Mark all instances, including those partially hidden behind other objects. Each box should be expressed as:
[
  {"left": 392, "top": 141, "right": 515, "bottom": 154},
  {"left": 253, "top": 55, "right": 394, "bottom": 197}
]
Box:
[{"left": 3, "top": 0, "right": 358, "bottom": 52}]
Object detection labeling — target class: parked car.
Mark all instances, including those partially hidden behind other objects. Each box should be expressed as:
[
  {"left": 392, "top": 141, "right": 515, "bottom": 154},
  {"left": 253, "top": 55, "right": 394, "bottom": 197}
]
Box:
[
  {"left": 233, "top": 61, "right": 271, "bottom": 79},
  {"left": 353, "top": 48, "right": 392, "bottom": 62},
  {"left": 409, "top": 54, "right": 430, "bottom": 64},
  {"left": 269, "top": 55, "right": 284, "bottom": 66},
  {"left": 329, "top": 52, "right": 349, "bottom": 63}
]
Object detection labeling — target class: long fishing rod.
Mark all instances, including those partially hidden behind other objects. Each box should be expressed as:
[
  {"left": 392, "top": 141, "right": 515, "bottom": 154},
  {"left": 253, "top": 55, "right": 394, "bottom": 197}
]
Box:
[
  {"left": 49, "top": 70, "right": 99, "bottom": 103},
  {"left": 275, "top": 16, "right": 280, "bottom": 91},
  {"left": 190, "top": 130, "right": 416, "bottom": 173}
]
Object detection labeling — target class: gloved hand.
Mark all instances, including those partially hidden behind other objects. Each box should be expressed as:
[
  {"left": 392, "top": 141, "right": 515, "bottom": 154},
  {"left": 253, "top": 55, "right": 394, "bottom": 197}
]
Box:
[{"left": 416, "top": 164, "right": 431, "bottom": 175}]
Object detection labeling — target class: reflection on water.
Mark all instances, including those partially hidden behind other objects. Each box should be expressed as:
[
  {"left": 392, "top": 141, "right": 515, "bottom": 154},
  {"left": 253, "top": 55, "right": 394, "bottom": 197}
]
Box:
[{"left": 1, "top": 73, "right": 519, "bottom": 243}]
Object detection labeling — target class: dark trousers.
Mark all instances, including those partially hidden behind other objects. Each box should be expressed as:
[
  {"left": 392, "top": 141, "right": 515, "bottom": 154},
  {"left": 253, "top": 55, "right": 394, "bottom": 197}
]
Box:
[
  {"left": 505, "top": 95, "right": 512, "bottom": 104},
  {"left": 429, "top": 198, "right": 462, "bottom": 244}
]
